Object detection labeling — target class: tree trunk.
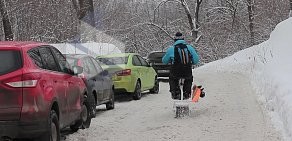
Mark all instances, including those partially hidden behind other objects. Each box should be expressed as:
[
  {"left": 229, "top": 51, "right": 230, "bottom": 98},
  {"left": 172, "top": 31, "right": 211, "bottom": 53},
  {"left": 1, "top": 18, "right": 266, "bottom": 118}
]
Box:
[
  {"left": 0, "top": 0, "right": 13, "bottom": 41},
  {"left": 72, "top": 0, "right": 96, "bottom": 42},
  {"left": 195, "top": 0, "right": 203, "bottom": 43},
  {"left": 195, "top": 0, "right": 203, "bottom": 29},
  {"left": 247, "top": 0, "right": 255, "bottom": 46},
  {"left": 180, "top": 0, "right": 203, "bottom": 43},
  {"left": 72, "top": 0, "right": 93, "bottom": 20},
  {"left": 78, "top": 0, "right": 88, "bottom": 20},
  {"left": 180, "top": 0, "right": 197, "bottom": 42},
  {"left": 289, "top": 0, "right": 292, "bottom": 17},
  {"left": 87, "top": 0, "right": 96, "bottom": 41},
  {"left": 88, "top": 0, "right": 95, "bottom": 27}
]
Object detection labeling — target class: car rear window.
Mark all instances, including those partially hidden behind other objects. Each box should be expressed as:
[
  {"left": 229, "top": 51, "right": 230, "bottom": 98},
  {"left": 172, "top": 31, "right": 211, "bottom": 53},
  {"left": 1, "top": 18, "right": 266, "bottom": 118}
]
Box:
[
  {"left": 148, "top": 52, "right": 165, "bottom": 59},
  {"left": 66, "top": 57, "right": 78, "bottom": 66},
  {"left": 0, "top": 50, "right": 22, "bottom": 75},
  {"left": 97, "top": 57, "right": 128, "bottom": 65}
]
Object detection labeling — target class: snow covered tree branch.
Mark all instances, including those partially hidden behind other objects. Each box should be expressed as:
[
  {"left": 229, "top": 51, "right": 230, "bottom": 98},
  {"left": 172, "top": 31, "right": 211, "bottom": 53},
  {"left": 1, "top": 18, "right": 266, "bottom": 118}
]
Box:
[{"left": 153, "top": 0, "right": 203, "bottom": 44}]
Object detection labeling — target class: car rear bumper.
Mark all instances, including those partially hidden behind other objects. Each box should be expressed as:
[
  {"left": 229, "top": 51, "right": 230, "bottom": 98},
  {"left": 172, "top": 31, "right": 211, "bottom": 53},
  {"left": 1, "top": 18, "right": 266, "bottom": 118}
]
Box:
[
  {"left": 113, "top": 76, "right": 135, "bottom": 93},
  {"left": 152, "top": 63, "right": 170, "bottom": 69},
  {"left": 153, "top": 68, "right": 170, "bottom": 77},
  {"left": 113, "top": 81, "right": 135, "bottom": 93},
  {"left": 114, "top": 88, "right": 128, "bottom": 94},
  {"left": 157, "top": 71, "right": 170, "bottom": 77},
  {"left": 157, "top": 73, "right": 170, "bottom": 77},
  {"left": 0, "top": 120, "right": 48, "bottom": 139}
]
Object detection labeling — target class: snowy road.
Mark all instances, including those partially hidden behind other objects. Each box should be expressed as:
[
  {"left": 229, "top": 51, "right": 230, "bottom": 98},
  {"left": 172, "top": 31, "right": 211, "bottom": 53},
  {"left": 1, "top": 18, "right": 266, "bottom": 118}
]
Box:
[{"left": 65, "top": 70, "right": 282, "bottom": 141}]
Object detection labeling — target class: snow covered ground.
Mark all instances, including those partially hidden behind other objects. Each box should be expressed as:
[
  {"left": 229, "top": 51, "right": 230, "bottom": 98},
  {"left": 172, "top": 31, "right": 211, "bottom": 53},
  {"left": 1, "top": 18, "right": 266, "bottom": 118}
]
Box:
[
  {"left": 64, "top": 18, "right": 292, "bottom": 140},
  {"left": 197, "top": 17, "right": 292, "bottom": 140},
  {"left": 65, "top": 75, "right": 281, "bottom": 141}
]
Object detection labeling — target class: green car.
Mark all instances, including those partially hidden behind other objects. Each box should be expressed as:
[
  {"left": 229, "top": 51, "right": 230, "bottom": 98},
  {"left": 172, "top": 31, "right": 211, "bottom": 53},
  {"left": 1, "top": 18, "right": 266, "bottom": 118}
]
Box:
[{"left": 97, "top": 53, "right": 159, "bottom": 100}]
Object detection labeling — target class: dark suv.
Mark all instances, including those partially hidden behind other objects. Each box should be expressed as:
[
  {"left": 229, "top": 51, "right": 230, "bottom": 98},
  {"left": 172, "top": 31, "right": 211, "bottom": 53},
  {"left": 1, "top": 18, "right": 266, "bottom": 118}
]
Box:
[
  {"left": 65, "top": 54, "right": 115, "bottom": 117},
  {"left": 0, "top": 42, "right": 91, "bottom": 141},
  {"left": 146, "top": 51, "right": 171, "bottom": 77}
]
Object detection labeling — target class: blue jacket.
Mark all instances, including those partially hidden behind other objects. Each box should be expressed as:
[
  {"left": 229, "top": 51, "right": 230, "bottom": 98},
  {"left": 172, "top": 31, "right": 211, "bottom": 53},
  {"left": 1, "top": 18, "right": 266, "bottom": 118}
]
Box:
[{"left": 162, "top": 40, "right": 199, "bottom": 65}]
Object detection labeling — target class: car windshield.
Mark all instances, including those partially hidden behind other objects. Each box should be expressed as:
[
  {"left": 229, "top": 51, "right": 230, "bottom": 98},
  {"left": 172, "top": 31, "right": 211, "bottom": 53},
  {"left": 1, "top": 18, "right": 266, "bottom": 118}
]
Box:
[
  {"left": 0, "top": 50, "right": 22, "bottom": 76},
  {"left": 97, "top": 57, "right": 128, "bottom": 65}
]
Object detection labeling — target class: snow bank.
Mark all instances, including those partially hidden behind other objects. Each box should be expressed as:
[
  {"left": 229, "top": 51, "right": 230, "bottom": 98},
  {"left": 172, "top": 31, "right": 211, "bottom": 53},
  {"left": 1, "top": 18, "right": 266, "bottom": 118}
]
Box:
[{"left": 197, "top": 18, "right": 292, "bottom": 140}]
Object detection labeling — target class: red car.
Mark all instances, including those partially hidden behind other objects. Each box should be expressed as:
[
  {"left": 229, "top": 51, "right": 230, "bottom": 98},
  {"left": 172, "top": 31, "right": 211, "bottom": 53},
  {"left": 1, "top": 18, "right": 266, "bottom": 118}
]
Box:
[{"left": 0, "top": 42, "right": 91, "bottom": 141}]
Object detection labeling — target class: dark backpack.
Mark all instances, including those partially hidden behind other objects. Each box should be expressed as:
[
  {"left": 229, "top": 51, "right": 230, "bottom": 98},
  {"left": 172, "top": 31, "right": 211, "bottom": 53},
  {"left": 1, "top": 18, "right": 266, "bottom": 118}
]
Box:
[
  {"left": 174, "top": 43, "right": 192, "bottom": 65},
  {"left": 171, "top": 43, "right": 193, "bottom": 77}
]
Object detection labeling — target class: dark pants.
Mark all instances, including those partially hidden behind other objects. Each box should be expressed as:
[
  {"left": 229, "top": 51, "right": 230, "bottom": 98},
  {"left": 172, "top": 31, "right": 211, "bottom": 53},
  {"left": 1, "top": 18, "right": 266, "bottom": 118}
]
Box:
[{"left": 169, "top": 65, "right": 193, "bottom": 99}]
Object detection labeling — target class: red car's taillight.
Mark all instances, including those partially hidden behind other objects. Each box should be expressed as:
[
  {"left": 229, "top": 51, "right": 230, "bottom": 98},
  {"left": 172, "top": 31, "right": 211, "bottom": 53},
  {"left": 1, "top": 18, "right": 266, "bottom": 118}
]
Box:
[
  {"left": 4, "top": 73, "right": 41, "bottom": 88},
  {"left": 116, "top": 69, "right": 131, "bottom": 76}
]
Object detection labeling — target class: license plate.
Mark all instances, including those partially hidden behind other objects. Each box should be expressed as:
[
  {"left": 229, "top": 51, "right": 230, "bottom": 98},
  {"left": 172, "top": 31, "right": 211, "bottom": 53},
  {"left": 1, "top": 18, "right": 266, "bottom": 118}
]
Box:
[{"left": 157, "top": 70, "right": 169, "bottom": 73}]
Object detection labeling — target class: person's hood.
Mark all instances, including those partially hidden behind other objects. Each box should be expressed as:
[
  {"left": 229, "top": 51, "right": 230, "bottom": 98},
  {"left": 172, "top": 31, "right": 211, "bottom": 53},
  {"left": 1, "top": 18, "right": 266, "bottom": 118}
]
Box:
[{"left": 173, "top": 40, "right": 187, "bottom": 46}]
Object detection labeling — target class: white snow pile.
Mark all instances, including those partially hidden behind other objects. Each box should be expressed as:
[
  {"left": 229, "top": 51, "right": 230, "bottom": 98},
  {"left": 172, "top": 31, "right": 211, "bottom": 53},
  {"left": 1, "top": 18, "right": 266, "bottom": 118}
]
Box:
[{"left": 197, "top": 18, "right": 292, "bottom": 140}]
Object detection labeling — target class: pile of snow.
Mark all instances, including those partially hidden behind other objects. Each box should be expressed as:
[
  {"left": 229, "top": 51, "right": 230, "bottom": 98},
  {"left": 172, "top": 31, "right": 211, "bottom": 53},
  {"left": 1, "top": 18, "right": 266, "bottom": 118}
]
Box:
[
  {"left": 51, "top": 42, "right": 122, "bottom": 56},
  {"left": 197, "top": 18, "right": 292, "bottom": 140}
]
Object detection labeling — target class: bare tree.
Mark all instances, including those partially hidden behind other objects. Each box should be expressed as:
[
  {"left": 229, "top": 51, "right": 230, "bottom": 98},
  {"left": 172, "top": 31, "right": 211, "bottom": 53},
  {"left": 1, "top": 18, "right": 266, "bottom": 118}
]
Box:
[
  {"left": 72, "top": 0, "right": 96, "bottom": 42},
  {"left": 72, "top": 0, "right": 95, "bottom": 26},
  {"left": 247, "top": 0, "right": 255, "bottom": 46},
  {"left": 72, "top": 0, "right": 87, "bottom": 20},
  {"left": 94, "top": 0, "right": 289, "bottom": 61},
  {"left": 2, "top": 0, "right": 287, "bottom": 62},
  {"left": 194, "top": 0, "right": 203, "bottom": 41},
  {"left": 87, "top": 0, "right": 95, "bottom": 27},
  {"left": 289, "top": 0, "right": 292, "bottom": 17},
  {"left": 0, "top": 0, "right": 13, "bottom": 41}
]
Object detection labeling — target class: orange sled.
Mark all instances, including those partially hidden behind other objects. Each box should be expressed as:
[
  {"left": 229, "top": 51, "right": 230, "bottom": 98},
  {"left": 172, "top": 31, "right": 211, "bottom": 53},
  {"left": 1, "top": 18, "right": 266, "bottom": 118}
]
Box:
[{"left": 192, "top": 85, "right": 205, "bottom": 103}]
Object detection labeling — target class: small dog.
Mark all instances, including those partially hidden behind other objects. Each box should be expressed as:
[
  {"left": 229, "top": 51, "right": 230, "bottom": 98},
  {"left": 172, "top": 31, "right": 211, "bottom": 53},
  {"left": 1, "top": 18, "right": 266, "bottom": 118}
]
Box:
[
  {"left": 193, "top": 85, "right": 206, "bottom": 98},
  {"left": 197, "top": 85, "right": 205, "bottom": 98}
]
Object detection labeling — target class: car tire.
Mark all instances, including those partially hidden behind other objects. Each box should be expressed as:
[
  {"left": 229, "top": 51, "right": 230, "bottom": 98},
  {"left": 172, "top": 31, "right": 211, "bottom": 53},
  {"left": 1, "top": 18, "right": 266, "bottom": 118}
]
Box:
[
  {"left": 88, "top": 92, "right": 97, "bottom": 118},
  {"left": 133, "top": 81, "right": 142, "bottom": 100},
  {"left": 150, "top": 77, "right": 159, "bottom": 94},
  {"left": 70, "top": 120, "right": 81, "bottom": 132},
  {"left": 80, "top": 99, "right": 92, "bottom": 129},
  {"left": 106, "top": 88, "right": 115, "bottom": 110},
  {"left": 70, "top": 96, "right": 92, "bottom": 131},
  {"left": 36, "top": 110, "right": 60, "bottom": 141}
]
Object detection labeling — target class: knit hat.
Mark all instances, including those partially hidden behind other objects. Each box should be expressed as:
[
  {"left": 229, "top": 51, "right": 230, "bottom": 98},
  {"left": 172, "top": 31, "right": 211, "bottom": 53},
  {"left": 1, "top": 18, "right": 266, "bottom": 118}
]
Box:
[{"left": 174, "top": 32, "right": 184, "bottom": 40}]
